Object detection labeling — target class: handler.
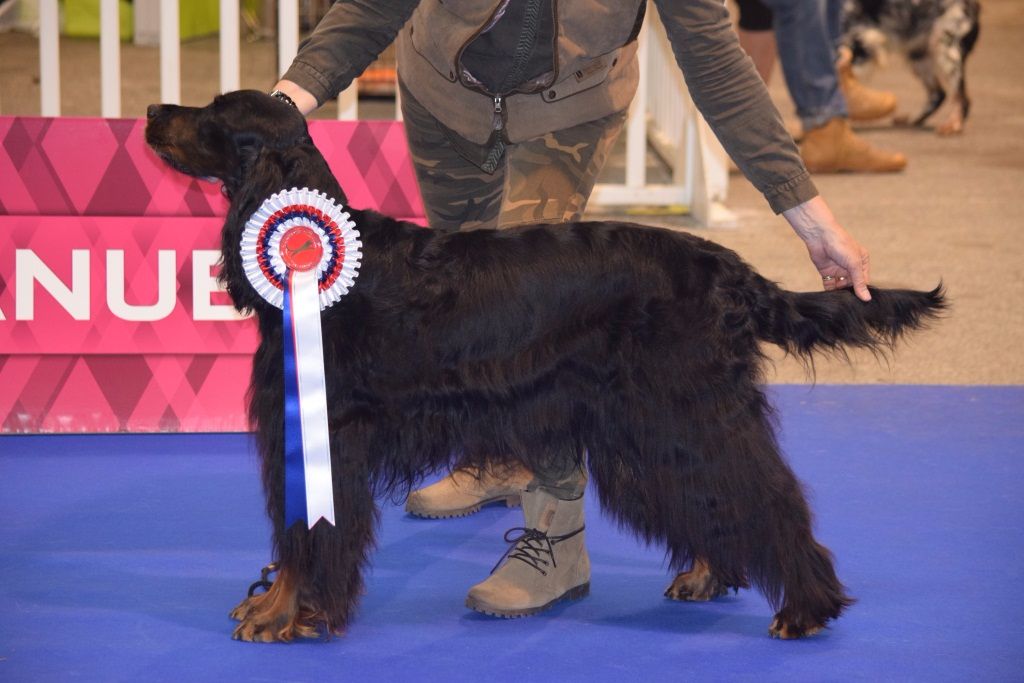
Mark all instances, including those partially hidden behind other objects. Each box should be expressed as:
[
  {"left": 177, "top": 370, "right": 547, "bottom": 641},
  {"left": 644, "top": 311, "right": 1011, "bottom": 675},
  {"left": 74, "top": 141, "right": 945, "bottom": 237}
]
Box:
[{"left": 271, "top": 0, "right": 872, "bottom": 618}]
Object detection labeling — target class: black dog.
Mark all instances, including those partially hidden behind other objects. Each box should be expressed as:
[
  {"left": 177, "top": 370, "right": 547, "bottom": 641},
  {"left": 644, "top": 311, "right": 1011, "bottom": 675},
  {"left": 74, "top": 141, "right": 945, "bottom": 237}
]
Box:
[
  {"left": 842, "top": 0, "right": 981, "bottom": 135},
  {"left": 145, "top": 90, "right": 944, "bottom": 643}
]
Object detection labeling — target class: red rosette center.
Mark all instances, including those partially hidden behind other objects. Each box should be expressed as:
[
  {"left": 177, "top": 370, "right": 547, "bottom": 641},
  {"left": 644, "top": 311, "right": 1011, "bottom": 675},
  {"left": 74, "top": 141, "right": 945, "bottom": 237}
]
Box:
[{"left": 280, "top": 226, "right": 324, "bottom": 273}]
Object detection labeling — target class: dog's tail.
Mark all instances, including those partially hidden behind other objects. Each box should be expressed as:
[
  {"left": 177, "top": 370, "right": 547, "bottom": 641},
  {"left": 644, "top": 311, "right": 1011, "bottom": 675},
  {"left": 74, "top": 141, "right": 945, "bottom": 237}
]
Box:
[{"left": 750, "top": 280, "right": 947, "bottom": 363}]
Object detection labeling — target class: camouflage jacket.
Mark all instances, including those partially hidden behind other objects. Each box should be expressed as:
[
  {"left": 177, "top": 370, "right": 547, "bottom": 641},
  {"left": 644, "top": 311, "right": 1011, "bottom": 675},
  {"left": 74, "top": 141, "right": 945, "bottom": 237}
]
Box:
[{"left": 282, "top": 0, "right": 817, "bottom": 213}]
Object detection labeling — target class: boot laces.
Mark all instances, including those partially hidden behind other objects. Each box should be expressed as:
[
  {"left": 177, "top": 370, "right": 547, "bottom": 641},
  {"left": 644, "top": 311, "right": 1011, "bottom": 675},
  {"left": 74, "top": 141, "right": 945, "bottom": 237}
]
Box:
[{"left": 490, "top": 525, "right": 585, "bottom": 577}]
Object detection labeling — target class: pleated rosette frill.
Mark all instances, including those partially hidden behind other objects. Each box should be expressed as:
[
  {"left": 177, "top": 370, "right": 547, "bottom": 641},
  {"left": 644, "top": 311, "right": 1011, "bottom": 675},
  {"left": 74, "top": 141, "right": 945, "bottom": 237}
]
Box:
[{"left": 240, "top": 186, "right": 362, "bottom": 311}]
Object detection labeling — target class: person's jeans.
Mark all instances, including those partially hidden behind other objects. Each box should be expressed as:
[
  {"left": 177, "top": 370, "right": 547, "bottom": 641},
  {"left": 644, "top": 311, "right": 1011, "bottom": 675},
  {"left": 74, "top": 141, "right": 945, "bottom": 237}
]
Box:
[{"left": 762, "top": 0, "right": 847, "bottom": 131}]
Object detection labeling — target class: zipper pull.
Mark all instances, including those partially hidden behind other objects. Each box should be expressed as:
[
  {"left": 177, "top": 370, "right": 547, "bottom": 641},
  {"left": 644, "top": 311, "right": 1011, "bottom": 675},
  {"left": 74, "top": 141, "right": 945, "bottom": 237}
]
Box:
[{"left": 492, "top": 95, "right": 505, "bottom": 130}]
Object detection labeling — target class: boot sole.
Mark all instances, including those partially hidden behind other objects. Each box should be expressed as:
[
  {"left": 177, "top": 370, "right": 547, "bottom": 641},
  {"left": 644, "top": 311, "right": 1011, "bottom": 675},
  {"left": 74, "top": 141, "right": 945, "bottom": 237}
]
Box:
[
  {"left": 465, "top": 582, "right": 591, "bottom": 618},
  {"left": 405, "top": 494, "right": 521, "bottom": 520}
]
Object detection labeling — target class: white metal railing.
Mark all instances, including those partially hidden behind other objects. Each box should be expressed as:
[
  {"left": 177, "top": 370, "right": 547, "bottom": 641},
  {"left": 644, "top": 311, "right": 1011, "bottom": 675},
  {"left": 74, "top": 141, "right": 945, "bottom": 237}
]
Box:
[
  {"left": 590, "top": 17, "right": 733, "bottom": 226},
  {"left": 30, "top": 0, "right": 730, "bottom": 225}
]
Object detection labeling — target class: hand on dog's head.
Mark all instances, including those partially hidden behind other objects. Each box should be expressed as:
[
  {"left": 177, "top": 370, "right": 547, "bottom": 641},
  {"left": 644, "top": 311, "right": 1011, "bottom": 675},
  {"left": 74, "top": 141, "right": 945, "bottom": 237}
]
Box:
[{"left": 145, "top": 90, "right": 311, "bottom": 193}]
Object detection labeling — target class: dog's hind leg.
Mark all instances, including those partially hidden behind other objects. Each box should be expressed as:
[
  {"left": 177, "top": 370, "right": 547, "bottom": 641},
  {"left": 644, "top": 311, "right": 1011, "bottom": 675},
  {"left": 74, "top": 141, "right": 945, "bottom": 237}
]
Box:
[
  {"left": 709, "top": 397, "right": 854, "bottom": 639},
  {"left": 593, "top": 385, "right": 852, "bottom": 638}
]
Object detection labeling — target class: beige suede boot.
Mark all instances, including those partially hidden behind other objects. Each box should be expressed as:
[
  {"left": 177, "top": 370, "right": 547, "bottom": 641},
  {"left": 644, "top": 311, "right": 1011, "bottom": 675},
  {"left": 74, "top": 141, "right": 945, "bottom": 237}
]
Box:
[
  {"left": 837, "top": 47, "right": 897, "bottom": 122},
  {"left": 465, "top": 488, "right": 590, "bottom": 617},
  {"left": 801, "top": 118, "right": 907, "bottom": 173},
  {"left": 405, "top": 465, "right": 533, "bottom": 519}
]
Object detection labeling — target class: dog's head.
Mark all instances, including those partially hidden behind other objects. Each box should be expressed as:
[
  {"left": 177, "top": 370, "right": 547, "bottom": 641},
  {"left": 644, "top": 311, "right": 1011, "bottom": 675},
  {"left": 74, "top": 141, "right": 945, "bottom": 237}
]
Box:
[{"left": 145, "top": 89, "right": 311, "bottom": 191}]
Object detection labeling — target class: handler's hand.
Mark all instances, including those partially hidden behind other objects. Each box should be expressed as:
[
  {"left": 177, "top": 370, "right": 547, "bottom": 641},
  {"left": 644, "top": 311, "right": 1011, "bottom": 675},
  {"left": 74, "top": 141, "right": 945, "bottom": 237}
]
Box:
[{"left": 783, "top": 196, "right": 872, "bottom": 302}]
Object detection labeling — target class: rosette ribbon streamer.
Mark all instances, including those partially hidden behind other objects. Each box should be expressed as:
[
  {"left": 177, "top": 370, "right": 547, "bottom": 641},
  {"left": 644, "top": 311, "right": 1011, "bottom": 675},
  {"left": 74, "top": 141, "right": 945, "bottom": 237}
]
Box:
[{"left": 240, "top": 188, "right": 362, "bottom": 529}]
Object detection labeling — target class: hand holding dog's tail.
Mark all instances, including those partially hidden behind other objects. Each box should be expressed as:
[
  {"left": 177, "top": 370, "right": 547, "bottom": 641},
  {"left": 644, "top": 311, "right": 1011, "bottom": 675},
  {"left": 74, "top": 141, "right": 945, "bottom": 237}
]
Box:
[{"left": 754, "top": 282, "right": 947, "bottom": 361}]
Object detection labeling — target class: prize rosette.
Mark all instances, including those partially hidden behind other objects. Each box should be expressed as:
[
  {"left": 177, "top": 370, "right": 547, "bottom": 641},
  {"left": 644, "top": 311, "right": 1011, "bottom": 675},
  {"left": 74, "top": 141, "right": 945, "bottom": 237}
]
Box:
[
  {"left": 240, "top": 188, "right": 363, "bottom": 530},
  {"left": 240, "top": 186, "right": 361, "bottom": 311}
]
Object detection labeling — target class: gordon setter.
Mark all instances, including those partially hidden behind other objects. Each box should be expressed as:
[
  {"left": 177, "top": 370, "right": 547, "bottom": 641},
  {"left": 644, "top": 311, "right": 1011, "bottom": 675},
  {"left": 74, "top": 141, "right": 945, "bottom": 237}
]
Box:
[{"left": 145, "top": 90, "right": 944, "bottom": 642}]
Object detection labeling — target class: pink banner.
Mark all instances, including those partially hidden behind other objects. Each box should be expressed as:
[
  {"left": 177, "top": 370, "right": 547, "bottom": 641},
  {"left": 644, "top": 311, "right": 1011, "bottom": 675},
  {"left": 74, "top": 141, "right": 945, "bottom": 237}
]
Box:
[
  {"left": 0, "top": 116, "right": 424, "bottom": 220},
  {"left": 0, "top": 215, "right": 258, "bottom": 355},
  {"left": 0, "top": 116, "right": 426, "bottom": 433}
]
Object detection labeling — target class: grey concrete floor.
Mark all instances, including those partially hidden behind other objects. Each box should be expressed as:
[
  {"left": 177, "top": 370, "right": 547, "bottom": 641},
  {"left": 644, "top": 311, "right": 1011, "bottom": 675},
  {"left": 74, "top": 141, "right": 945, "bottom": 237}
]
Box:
[{"left": 1, "top": 0, "right": 1021, "bottom": 383}]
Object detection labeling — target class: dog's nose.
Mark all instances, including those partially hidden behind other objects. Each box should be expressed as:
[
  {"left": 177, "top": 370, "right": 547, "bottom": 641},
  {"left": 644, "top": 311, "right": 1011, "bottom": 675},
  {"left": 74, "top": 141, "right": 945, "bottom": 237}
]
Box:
[{"left": 146, "top": 104, "right": 160, "bottom": 120}]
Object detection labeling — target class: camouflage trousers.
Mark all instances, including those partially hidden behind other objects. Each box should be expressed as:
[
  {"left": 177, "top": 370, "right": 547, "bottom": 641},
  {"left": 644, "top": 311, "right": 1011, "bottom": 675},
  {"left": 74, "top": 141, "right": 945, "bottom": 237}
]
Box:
[
  {"left": 400, "top": 80, "right": 627, "bottom": 233},
  {"left": 401, "top": 81, "right": 626, "bottom": 497}
]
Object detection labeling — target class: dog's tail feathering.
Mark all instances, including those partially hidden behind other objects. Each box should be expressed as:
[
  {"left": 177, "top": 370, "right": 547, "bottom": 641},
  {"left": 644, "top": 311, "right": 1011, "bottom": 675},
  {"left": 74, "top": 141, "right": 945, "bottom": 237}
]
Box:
[{"left": 751, "top": 281, "right": 947, "bottom": 363}]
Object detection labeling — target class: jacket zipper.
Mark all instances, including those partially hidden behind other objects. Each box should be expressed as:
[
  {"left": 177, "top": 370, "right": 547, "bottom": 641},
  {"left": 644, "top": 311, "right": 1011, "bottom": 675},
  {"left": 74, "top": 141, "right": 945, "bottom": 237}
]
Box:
[{"left": 492, "top": 95, "right": 504, "bottom": 130}]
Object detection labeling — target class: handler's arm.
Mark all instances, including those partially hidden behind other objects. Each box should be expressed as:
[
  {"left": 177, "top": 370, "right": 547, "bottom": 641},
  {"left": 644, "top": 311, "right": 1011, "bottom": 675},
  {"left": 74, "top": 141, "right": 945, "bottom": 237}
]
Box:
[
  {"left": 273, "top": 0, "right": 422, "bottom": 114},
  {"left": 652, "top": 0, "right": 871, "bottom": 301}
]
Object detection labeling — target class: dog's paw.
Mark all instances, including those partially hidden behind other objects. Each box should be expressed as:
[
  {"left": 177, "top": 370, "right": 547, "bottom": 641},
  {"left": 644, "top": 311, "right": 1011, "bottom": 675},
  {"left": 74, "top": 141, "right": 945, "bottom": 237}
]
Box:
[
  {"left": 768, "top": 614, "right": 825, "bottom": 640},
  {"left": 936, "top": 119, "right": 964, "bottom": 136},
  {"left": 231, "top": 602, "right": 322, "bottom": 643},
  {"left": 232, "top": 615, "right": 321, "bottom": 643},
  {"left": 229, "top": 581, "right": 322, "bottom": 643},
  {"left": 664, "top": 564, "right": 729, "bottom": 602},
  {"left": 229, "top": 596, "right": 257, "bottom": 622}
]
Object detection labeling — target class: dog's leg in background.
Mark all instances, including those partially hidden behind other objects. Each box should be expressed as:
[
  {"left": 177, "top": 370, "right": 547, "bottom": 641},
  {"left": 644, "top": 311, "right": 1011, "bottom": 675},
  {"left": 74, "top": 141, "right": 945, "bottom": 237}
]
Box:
[
  {"left": 929, "top": 3, "right": 980, "bottom": 136},
  {"left": 907, "top": 52, "right": 946, "bottom": 128},
  {"left": 664, "top": 557, "right": 729, "bottom": 602}
]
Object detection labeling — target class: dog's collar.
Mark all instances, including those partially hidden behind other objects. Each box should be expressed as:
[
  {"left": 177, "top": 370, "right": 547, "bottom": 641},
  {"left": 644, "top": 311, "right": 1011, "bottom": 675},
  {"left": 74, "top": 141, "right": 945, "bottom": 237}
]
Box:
[{"left": 269, "top": 89, "right": 299, "bottom": 109}]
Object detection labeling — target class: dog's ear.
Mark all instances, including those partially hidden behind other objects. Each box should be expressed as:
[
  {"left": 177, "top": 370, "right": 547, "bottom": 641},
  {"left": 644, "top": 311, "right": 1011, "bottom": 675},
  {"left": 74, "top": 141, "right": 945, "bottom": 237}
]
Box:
[{"left": 217, "top": 90, "right": 311, "bottom": 150}]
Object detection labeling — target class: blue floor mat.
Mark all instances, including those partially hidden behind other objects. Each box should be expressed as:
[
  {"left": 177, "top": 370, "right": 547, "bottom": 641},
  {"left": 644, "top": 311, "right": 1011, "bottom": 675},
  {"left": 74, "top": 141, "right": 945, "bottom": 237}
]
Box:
[{"left": 1, "top": 385, "right": 1022, "bottom": 682}]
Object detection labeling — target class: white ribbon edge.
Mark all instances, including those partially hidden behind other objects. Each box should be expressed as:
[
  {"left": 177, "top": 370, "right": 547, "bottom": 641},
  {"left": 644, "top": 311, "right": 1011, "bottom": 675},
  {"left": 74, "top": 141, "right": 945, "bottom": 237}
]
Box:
[{"left": 290, "top": 269, "right": 336, "bottom": 527}]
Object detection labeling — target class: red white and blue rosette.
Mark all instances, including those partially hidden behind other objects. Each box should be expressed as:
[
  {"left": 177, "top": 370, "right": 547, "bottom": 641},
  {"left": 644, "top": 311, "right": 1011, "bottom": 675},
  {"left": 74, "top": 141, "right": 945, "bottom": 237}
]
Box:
[{"left": 240, "top": 187, "right": 362, "bottom": 530}]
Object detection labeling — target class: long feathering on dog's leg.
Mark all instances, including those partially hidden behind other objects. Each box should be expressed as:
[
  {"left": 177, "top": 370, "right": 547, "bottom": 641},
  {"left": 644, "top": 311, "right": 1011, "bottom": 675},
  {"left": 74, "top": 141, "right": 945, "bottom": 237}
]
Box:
[{"left": 234, "top": 329, "right": 380, "bottom": 642}]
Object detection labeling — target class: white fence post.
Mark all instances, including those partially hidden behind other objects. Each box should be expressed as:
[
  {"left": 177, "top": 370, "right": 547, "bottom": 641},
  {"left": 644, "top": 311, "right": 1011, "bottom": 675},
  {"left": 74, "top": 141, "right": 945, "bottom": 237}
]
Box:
[
  {"left": 337, "top": 88, "right": 359, "bottom": 121},
  {"left": 220, "top": 0, "right": 241, "bottom": 94},
  {"left": 277, "top": 0, "right": 299, "bottom": 79},
  {"left": 100, "top": 0, "right": 121, "bottom": 117},
  {"left": 625, "top": 21, "right": 649, "bottom": 190},
  {"left": 39, "top": 0, "right": 60, "bottom": 115},
  {"left": 589, "top": 5, "right": 733, "bottom": 227},
  {"left": 160, "top": 0, "right": 181, "bottom": 104}
]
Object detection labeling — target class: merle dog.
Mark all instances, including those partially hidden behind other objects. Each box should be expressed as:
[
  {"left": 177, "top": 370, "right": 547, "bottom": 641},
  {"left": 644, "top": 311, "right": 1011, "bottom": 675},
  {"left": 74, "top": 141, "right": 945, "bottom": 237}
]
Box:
[
  {"left": 145, "top": 90, "right": 944, "bottom": 642},
  {"left": 842, "top": 0, "right": 981, "bottom": 135}
]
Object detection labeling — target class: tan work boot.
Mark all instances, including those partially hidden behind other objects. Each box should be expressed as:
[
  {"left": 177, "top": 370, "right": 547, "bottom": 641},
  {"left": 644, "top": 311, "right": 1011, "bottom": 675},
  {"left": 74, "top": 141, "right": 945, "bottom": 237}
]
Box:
[
  {"left": 837, "top": 47, "right": 897, "bottom": 122},
  {"left": 801, "top": 118, "right": 907, "bottom": 173},
  {"left": 405, "top": 465, "right": 533, "bottom": 519},
  {"left": 465, "top": 488, "right": 590, "bottom": 617}
]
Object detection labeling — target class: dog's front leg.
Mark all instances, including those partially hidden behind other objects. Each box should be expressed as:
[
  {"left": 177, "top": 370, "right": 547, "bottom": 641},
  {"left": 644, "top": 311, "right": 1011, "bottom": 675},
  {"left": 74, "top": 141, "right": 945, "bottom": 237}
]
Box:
[
  {"left": 232, "top": 433, "right": 377, "bottom": 642},
  {"left": 231, "top": 466, "right": 376, "bottom": 642},
  {"left": 230, "top": 560, "right": 316, "bottom": 642}
]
